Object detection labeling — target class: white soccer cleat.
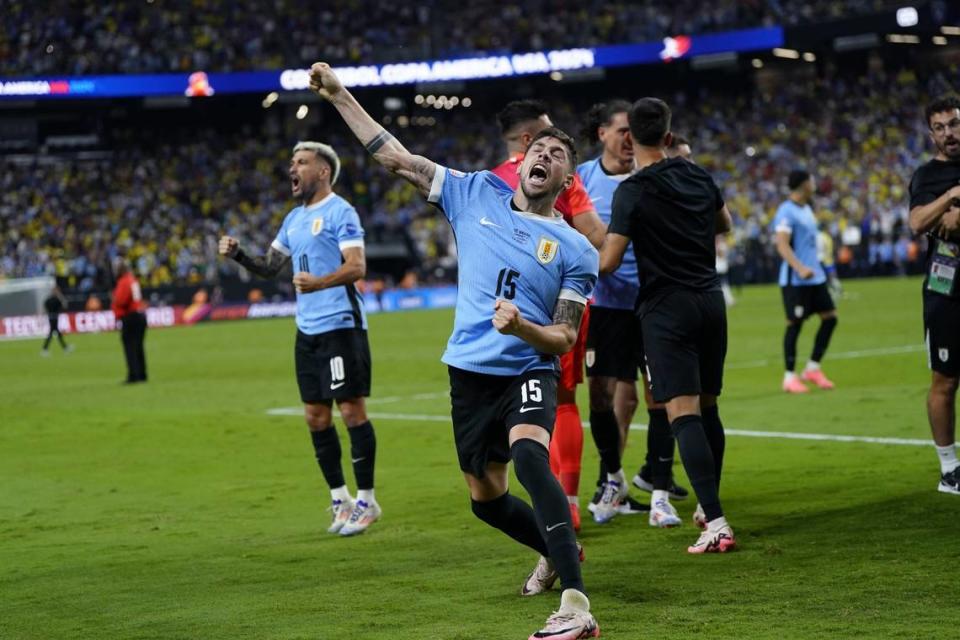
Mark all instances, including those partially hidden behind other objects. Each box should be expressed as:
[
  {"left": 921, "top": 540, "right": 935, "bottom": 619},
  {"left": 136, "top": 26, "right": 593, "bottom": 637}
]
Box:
[
  {"left": 529, "top": 589, "right": 600, "bottom": 639},
  {"left": 692, "top": 503, "right": 707, "bottom": 529},
  {"left": 648, "top": 497, "right": 682, "bottom": 528},
  {"left": 591, "top": 480, "right": 626, "bottom": 525},
  {"left": 327, "top": 497, "right": 354, "bottom": 534},
  {"left": 687, "top": 521, "right": 737, "bottom": 554},
  {"left": 939, "top": 468, "right": 960, "bottom": 495},
  {"left": 521, "top": 544, "right": 584, "bottom": 596},
  {"left": 338, "top": 499, "right": 381, "bottom": 536}
]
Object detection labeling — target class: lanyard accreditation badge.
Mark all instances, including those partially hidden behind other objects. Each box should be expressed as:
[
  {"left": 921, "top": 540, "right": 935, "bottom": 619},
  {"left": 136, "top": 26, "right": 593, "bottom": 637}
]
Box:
[{"left": 927, "top": 238, "right": 960, "bottom": 296}]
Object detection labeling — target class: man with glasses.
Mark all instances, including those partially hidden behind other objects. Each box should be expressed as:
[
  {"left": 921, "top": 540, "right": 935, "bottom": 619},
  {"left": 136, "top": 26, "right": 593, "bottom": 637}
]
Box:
[{"left": 908, "top": 94, "right": 960, "bottom": 495}]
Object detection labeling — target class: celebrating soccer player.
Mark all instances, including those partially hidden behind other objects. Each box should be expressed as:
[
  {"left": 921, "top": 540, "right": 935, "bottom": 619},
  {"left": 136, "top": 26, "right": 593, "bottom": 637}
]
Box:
[
  {"left": 309, "top": 62, "right": 601, "bottom": 638},
  {"left": 578, "top": 101, "right": 687, "bottom": 528},
  {"left": 907, "top": 94, "right": 960, "bottom": 495},
  {"left": 218, "top": 141, "right": 381, "bottom": 537},
  {"left": 774, "top": 169, "right": 840, "bottom": 394},
  {"left": 600, "top": 98, "right": 736, "bottom": 553},
  {"left": 491, "top": 99, "right": 606, "bottom": 531}
]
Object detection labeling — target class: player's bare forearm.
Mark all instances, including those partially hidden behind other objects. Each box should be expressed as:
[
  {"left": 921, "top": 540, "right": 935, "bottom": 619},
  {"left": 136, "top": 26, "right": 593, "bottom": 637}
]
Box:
[
  {"left": 599, "top": 233, "right": 629, "bottom": 274},
  {"left": 315, "top": 70, "right": 435, "bottom": 197},
  {"left": 293, "top": 248, "right": 366, "bottom": 293},
  {"left": 234, "top": 246, "right": 290, "bottom": 278},
  {"left": 512, "top": 317, "right": 578, "bottom": 355},
  {"left": 774, "top": 233, "right": 806, "bottom": 272},
  {"left": 572, "top": 211, "right": 606, "bottom": 250},
  {"left": 909, "top": 189, "right": 960, "bottom": 234}
]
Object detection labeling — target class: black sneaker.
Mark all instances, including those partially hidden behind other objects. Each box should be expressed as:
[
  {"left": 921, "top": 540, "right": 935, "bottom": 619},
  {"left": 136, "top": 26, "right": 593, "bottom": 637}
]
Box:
[
  {"left": 633, "top": 467, "right": 689, "bottom": 500},
  {"left": 938, "top": 468, "right": 960, "bottom": 495},
  {"left": 618, "top": 495, "right": 651, "bottom": 515}
]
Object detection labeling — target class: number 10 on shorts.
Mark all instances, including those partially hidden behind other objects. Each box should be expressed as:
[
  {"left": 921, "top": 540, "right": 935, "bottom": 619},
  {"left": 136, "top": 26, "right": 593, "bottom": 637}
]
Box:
[
  {"left": 330, "top": 356, "right": 345, "bottom": 382},
  {"left": 521, "top": 379, "right": 542, "bottom": 403}
]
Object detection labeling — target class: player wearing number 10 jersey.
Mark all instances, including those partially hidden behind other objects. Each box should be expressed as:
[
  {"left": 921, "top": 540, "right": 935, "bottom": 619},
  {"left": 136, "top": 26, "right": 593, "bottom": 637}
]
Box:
[{"left": 309, "top": 61, "right": 601, "bottom": 640}]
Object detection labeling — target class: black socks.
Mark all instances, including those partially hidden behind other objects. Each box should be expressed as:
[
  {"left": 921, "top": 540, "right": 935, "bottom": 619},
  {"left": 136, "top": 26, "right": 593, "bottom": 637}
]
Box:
[
  {"left": 347, "top": 421, "right": 377, "bottom": 490},
  {"left": 511, "top": 439, "right": 585, "bottom": 594},
  {"left": 811, "top": 317, "right": 838, "bottom": 363},
  {"left": 701, "top": 405, "right": 726, "bottom": 489},
  {"left": 647, "top": 408, "right": 674, "bottom": 490},
  {"left": 589, "top": 409, "right": 622, "bottom": 476},
  {"left": 784, "top": 322, "right": 802, "bottom": 372},
  {"left": 471, "top": 492, "right": 548, "bottom": 557},
  {"left": 310, "top": 427, "right": 345, "bottom": 489},
  {"left": 671, "top": 415, "right": 723, "bottom": 522}
]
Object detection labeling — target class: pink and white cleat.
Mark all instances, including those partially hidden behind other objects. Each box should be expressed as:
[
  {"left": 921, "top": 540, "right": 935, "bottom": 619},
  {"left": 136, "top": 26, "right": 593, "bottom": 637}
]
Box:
[
  {"left": 529, "top": 589, "right": 600, "bottom": 639},
  {"left": 338, "top": 499, "right": 381, "bottom": 536},
  {"left": 801, "top": 369, "right": 835, "bottom": 390},
  {"left": 783, "top": 376, "right": 809, "bottom": 394},
  {"left": 687, "top": 521, "right": 737, "bottom": 554}
]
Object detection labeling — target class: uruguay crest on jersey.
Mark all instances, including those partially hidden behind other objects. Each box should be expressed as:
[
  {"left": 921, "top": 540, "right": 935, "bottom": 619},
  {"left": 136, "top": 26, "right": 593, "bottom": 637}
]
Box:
[
  {"left": 311, "top": 217, "right": 324, "bottom": 235},
  {"left": 537, "top": 237, "right": 559, "bottom": 264}
]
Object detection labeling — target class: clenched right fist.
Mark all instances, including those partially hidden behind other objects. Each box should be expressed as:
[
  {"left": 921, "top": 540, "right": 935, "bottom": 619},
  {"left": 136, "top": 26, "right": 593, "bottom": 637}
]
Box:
[{"left": 218, "top": 235, "right": 239, "bottom": 258}]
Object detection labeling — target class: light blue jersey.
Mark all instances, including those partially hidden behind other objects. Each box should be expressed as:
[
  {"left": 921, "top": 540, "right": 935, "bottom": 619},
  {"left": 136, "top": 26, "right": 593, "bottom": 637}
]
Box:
[
  {"left": 271, "top": 192, "right": 367, "bottom": 334},
  {"left": 427, "top": 167, "right": 599, "bottom": 376},
  {"left": 578, "top": 157, "right": 638, "bottom": 309},
  {"left": 773, "top": 199, "right": 826, "bottom": 287}
]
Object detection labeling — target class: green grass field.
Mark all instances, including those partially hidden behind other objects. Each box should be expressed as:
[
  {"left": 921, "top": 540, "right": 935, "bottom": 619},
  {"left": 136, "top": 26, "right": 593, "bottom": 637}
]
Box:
[{"left": 2, "top": 276, "right": 956, "bottom": 639}]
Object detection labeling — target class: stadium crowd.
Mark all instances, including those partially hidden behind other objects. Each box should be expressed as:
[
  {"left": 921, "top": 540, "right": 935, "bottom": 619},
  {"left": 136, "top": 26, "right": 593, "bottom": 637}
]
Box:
[
  {"left": 0, "top": 61, "right": 947, "bottom": 292},
  {"left": 2, "top": 0, "right": 909, "bottom": 77}
]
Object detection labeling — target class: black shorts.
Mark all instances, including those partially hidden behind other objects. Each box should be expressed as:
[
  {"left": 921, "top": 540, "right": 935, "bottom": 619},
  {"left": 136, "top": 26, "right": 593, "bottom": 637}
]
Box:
[
  {"left": 295, "top": 328, "right": 371, "bottom": 404},
  {"left": 924, "top": 292, "right": 960, "bottom": 378},
  {"left": 448, "top": 366, "right": 558, "bottom": 478},
  {"left": 585, "top": 306, "right": 643, "bottom": 381},
  {"left": 781, "top": 283, "right": 836, "bottom": 321},
  {"left": 640, "top": 290, "right": 727, "bottom": 404}
]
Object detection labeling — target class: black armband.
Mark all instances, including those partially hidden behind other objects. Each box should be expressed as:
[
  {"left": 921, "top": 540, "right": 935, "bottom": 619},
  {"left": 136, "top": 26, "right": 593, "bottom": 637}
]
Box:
[
  {"left": 364, "top": 130, "right": 394, "bottom": 154},
  {"left": 233, "top": 249, "right": 247, "bottom": 264}
]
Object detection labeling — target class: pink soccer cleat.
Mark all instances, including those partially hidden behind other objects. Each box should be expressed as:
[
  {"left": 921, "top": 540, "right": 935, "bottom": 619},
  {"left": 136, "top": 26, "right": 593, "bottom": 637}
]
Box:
[
  {"left": 783, "top": 376, "right": 809, "bottom": 394},
  {"left": 801, "top": 369, "right": 835, "bottom": 390},
  {"left": 687, "top": 523, "right": 737, "bottom": 554}
]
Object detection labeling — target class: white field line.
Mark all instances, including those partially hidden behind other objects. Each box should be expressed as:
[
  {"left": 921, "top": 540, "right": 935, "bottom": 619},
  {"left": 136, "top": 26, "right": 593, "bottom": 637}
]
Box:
[
  {"left": 264, "top": 410, "right": 931, "bottom": 448},
  {"left": 265, "top": 342, "right": 931, "bottom": 447},
  {"left": 725, "top": 343, "right": 924, "bottom": 370}
]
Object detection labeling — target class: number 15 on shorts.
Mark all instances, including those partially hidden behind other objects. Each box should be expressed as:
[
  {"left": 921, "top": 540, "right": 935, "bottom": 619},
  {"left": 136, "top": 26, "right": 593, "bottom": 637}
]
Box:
[{"left": 521, "top": 379, "right": 542, "bottom": 404}]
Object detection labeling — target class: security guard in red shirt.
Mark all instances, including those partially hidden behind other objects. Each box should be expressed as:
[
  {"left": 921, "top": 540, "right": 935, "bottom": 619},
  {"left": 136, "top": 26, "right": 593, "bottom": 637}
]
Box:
[{"left": 112, "top": 260, "right": 147, "bottom": 383}]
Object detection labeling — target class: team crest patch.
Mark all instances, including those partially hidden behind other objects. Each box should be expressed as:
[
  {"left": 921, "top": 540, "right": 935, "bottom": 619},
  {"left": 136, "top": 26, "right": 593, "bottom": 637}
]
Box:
[
  {"left": 536, "top": 237, "right": 559, "bottom": 264},
  {"left": 311, "top": 217, "right": 324, "bottom": 235},
  {"left": 940, "top": 348, "right": 950, "bottom": 363},
  {"left": 585, "top": 349, "right": 596, "bottom": 368}
]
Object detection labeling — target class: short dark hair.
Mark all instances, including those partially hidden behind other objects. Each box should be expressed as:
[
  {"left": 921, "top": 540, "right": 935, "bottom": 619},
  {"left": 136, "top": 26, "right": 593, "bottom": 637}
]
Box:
[
  {"left": 582, "top": 100, "right": 632, "bottom": 144},
  {"left": 497, "top": 99, "right": 549, "bottom": 134},
  {"left": 669, "top": 133, "right": 690, "bottom": 149},
  {"left": 628, "top": 97, "right": 671, "bottom": 146},
  {"left": 925, "top": 94, "right": 960, "bottom": 128},
  {"left": 788, "top": 169, "right": 812, "bottom": 191},
  {"left": 529, "top": 126, "right": 579, "bottom": 171}
]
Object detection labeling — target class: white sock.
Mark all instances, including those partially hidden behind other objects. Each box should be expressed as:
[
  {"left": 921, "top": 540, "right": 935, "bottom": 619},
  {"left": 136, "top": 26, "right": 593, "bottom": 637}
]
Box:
[
  {"left": 560, "top": 588, "right": 590, "bottom": 613},
  {"left": 567, "top": 495, "right": 579, "bottom": 505},
  {"left": 331, "top": 485, "right": 351, "bottom": 502},
  {"left": 805, "top": 361, "right": 821, "bottom": 372},
  {"left": 607, "top": 469, "right": 625, "bottom": 485},
  {"left": 357, "top": 488, "right": 375, "bottom": 504},
  {"left": 652, "top": 489, "right": 670, "bottom": 504},
  {"left": 935, "top": 444, "right": 959, "bottom": 474},
  {"left": 784, "top": 371, "right": 798, "bottom": 382},
  {"left": 707, "top": 516, "right": 729, "bottom": 531}
]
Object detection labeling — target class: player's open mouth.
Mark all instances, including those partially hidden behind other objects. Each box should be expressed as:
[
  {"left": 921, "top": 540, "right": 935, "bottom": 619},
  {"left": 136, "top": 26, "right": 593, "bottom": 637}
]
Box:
[
  {"left": 529, "top": 164, "right": 548, "bottom": 185},
  {"left": 291, "top": 176, "right": 301, "bottom": 190}
]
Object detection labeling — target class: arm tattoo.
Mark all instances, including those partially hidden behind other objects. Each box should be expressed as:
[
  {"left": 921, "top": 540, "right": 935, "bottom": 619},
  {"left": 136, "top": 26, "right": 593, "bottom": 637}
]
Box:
[
  {"left": 235, "top": 246, "right": 291, "bottom": 279},
  {"left": 552, "top": 299, "right": 585, "bottom": 334},
  {"left": 365, "top": 130, "right": 395, "bottom": 154}
]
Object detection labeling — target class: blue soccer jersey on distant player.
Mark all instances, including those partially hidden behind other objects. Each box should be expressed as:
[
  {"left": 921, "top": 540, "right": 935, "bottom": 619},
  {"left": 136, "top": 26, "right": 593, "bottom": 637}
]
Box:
[
  {"left": 427, "top": 167, "right": 599, "bottom": 376},
  {"left": 271, "top": 192, "right": 367, "bottom": 335},
  {"left": 578, "top": 157, "right": 638, "bottom": 310},
  {"left": 773, "top": 199, "right": 826, "bottom": 287}
]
